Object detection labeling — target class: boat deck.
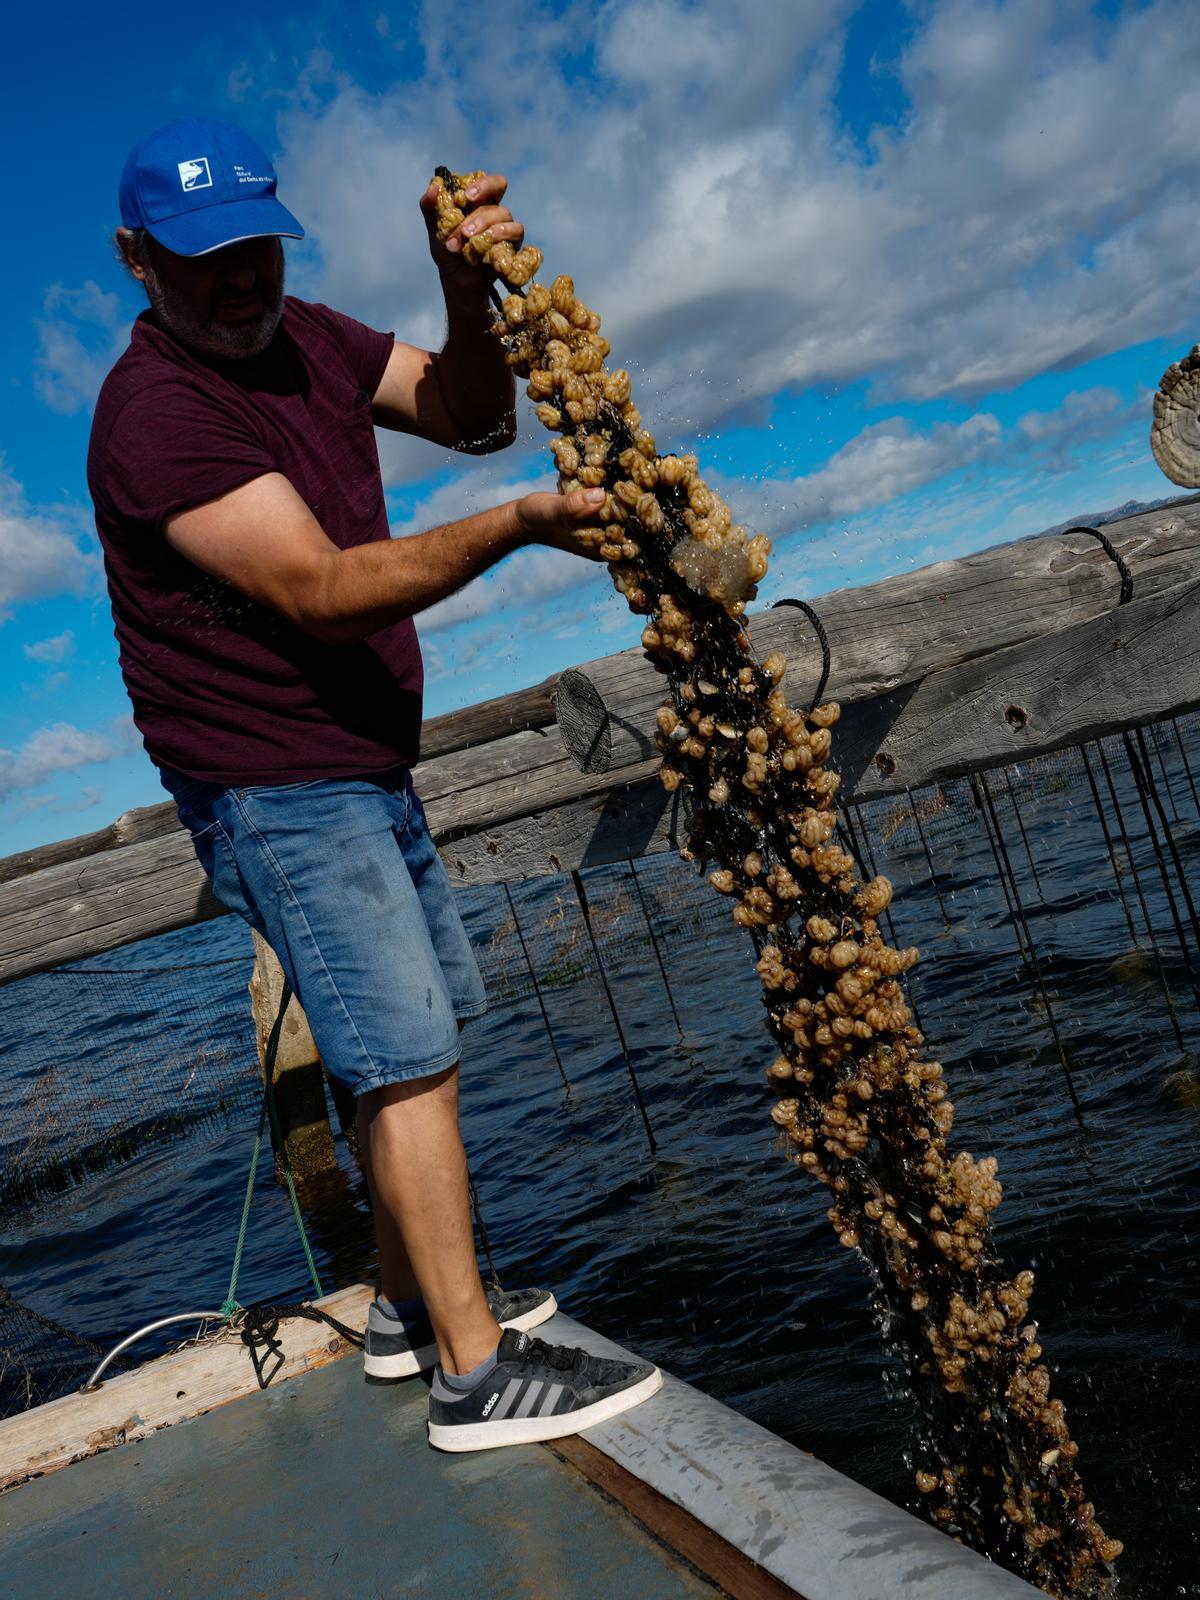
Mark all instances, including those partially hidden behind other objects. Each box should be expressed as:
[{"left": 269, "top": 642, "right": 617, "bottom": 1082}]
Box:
[
  {"left": 0, "top": 1309, "right": 1041, "bottom": 1600},
  {"left": 2, "top": 1341, "right": 716, "bottom": 1599}
]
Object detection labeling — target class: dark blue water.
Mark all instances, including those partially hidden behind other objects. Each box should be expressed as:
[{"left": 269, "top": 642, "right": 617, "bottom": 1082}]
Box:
[{"left": 2, "top": 737, "right": 1198, "bottom": 1596}]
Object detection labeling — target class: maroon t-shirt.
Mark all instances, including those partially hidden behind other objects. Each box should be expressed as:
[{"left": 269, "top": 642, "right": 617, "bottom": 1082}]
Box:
[{"left": 87, "top": 296, "right": 424, "bottom": 784}]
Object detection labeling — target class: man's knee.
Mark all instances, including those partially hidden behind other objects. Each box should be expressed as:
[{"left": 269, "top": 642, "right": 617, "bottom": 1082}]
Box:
[{"left": 359, "top": 1061, "right": 459, "bottom": 1117}]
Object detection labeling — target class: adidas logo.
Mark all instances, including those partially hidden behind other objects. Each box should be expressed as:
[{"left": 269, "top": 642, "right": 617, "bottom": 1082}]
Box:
[{"left": 482, "top": 1390, "right": 501, "bottom": 1417}]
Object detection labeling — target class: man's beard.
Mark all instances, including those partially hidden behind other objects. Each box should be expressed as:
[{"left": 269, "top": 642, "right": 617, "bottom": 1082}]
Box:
[{"left": 144, "top": 258, "right": 285, "bottom": 359}]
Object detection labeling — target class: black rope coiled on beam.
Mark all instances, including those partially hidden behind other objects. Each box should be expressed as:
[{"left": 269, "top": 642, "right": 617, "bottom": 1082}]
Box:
[
  {"left": 771, "top": 598, "right": 831, "bottom": 711},
  {"left": 237, "top": 1301, "right": 366, "bottom": 1391},
  {"left": 1063, "top": 525, "right": 1134, "bottom": 607}
]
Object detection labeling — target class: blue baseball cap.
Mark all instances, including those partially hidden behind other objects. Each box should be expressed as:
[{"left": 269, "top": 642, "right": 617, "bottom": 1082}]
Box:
[{"left": 119, "top": 117, "right": 304, "bottom": 257}]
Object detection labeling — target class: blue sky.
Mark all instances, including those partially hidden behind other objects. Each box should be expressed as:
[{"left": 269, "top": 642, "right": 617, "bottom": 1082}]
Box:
[{"left": 2, "top": 0, "right": 1196, "bottom": 855}]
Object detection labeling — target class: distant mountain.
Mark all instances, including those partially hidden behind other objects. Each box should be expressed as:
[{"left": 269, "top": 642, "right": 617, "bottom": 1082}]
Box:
[{"left": 1027, "top": 491, "right": 1199, "bottom": 542}]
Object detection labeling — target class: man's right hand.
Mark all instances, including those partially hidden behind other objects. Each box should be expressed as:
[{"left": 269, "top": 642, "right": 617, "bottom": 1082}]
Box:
[{"left": 516, "top": 488, "right": 609, "bottom": 560}]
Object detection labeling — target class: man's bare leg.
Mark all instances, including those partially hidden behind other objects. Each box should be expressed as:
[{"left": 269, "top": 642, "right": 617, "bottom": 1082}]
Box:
[
  {"left": 356, "top": 1064, "right": 501, "bottom": 1375},
  {"left": 355, "top": 1097, "right": 420, "bottom": 1304},
  {"left": 353, "top": 1020, "right": 470, "bottom": 1305}
]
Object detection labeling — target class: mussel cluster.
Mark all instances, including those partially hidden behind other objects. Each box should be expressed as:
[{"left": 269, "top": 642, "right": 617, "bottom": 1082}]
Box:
[{"left": 432, "top": 170, "right": 1121, "bottom": 1596}]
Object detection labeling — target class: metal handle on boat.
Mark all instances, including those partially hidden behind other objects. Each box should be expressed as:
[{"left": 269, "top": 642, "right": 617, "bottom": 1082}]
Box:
[{"left": 82, "top": 1312, "right": 228, "bottom": 1390}]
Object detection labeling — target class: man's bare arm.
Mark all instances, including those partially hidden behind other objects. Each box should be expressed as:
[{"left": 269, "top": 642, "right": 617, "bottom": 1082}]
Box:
[
  {"left": 370, "top": 173, "right": 518, "bottom": 453},
  {"left": 370, "top": 318, "right": 514, "bottom": 456},
  {"left": 163, "top": 473, "right": 603, "bottom": 646}
]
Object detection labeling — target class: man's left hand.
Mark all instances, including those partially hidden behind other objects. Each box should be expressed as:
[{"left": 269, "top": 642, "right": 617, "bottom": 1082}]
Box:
[{"left": 420, "top": 173, "right": 524, "bottom": 293}]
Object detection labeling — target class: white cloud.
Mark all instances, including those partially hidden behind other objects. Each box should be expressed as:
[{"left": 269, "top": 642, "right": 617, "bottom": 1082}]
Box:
[
  {"left": 266, "top": 0, "right": 1200, "bottom": 461},
  {"left": 0, "top": 723, "right": 117, "bottom": 799},
  {"left": 0, "top": 464, "right": 98, "bottom": 617},
  {"left": 756, "top": 413, "right": 1002, "bottom": 531},
  {"left": 9, "top": 785, "right": 105, "bottom": 823},
  {"left": 715, "top": 382, "right": 1147, "bottom": 541},
  {"left": 37, "top": 0, "right": 1188, "bottom": 583},
  {"left": 23, "top": 630, "right": 75, "bottom": 663},
  {"left": 387, "top": 459, "right": 550, "bottom": 544},
  {"left": 67, "top": 785, "right": 105, "bottom": 815},
  {"left": 28, "top": 0, "right": 1187, "bottom": 675},
  {"left": 31, "top": 671, "right": 70, "bottom": 701},
  {"left": 1016, "top": 386, "right": 1146, "bottom": 469},
  {"left": 423, "top": 544, "right": 603, "bottom": 633},
  {"left": 406, "top": 368, "right": 1152, "bottom": 644},
  {"left": 227, "top": 62, "right": 255, "bottom": 102},
  {"left": 0, "top": 714, "right": 138, "bottom": 801},
  {"left": 35, "top": 280, "right": 130, "bottom": 415}
]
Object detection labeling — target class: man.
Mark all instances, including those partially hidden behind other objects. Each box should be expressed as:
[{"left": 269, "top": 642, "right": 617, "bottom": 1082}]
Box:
[{"left": 89, "top": 116, "right": 661, "bottom": 1451}]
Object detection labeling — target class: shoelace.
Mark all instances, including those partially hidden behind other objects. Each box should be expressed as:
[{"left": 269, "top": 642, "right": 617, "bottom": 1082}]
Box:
[{"left": 522, "top": 1336, "right": 589, "bottom": 1378}]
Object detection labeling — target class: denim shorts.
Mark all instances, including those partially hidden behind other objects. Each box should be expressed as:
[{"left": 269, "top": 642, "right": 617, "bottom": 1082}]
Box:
[{"left": 160, "top": 767, "right": 488, "bottom": 1096}]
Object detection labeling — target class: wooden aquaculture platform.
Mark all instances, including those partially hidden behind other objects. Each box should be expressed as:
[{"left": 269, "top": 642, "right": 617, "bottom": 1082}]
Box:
[
  {"left": 0, "top": 1295, "right": 1041, "bottom": 1600},
  {"left": 1, "top": 500, "right": 1198, "bottom": 984}
]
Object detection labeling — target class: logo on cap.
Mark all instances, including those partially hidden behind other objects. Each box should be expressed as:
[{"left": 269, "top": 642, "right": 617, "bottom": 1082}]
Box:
[{"left": 178, "top": 157, "right": 212, "bottom": 193}]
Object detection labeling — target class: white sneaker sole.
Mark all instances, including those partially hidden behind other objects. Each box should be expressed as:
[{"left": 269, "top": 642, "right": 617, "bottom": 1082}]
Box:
[
  {"left": 363, "top": 1293, "right": 558, "bottom": 1384},
  {"left": 427, "top": 1365, "right": 663, "bottom": 1452}
]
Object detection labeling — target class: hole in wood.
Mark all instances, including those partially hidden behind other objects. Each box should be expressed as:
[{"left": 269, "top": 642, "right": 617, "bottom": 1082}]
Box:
[
  {"left": 556, "top": 668, "right": 613, "bottom": 774},
  {"left": 875, "top": 751, "right": 897, "bottom": 776},
  {"left": 1005, "top": 704, "right": 1030, "bottom": 729}
]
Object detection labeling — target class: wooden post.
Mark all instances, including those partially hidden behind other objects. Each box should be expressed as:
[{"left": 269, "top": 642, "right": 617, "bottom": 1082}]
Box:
[
  {"left": 325, "top": 1071, "right": 361, "bottom": 1163},
  {"left": 248, "top": 931, "right": 337, "bottom": 1184}
]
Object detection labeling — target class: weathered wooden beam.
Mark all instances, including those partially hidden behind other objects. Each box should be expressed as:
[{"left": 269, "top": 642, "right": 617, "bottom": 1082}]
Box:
[
  {"left": 837, "top": 573, "right": 1200, "bottom": 797},
  {"left": 1, "top": 502, "right": 1198, "bottom": 984},
  {"left": 16, "top": 556, "right": 1195, "bottom": 983},
  {"left": 421, "top": 672, "right": 558, "bottom": 759},
  {"left": 0, "top": 756, "right": 672, "bottom": 984},
  {"left": 0, "top": 1285, "right": 373, "bottom": 1493},
  {"left": 0, "top": 830, "right": 226, "bottom": 985},
  {"left": 443, "top": 593, "right": 1200, "bottom": 882},
  {"left": 555, "top": 501, "right": 1200, "bottom": 776},
  {"left": 438, "top": 762, "right": 672, "bottom": 884},
  {"left": 0, "top": 674, "right": 560, "bottom": 890},
  {"left": 0, "top": 800, "right": 180, "bottom": 889}
]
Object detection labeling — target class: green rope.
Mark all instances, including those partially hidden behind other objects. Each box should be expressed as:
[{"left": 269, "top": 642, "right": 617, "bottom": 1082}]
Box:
[
  {"left": 220, "top": 1084, "right": 269, "bottom": 1319},
  {"left": 221, "top": 979, "right": 325, "bottom": 1321}
]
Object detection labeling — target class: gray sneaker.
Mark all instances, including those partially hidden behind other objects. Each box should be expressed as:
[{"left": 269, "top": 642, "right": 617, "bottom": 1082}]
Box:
[
  {"left": 427, "top": 1327, "right": 662, "bottom": 1452},
  {"left": 363, "top": 1286, "right": 556, "bottom": 1384}
]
